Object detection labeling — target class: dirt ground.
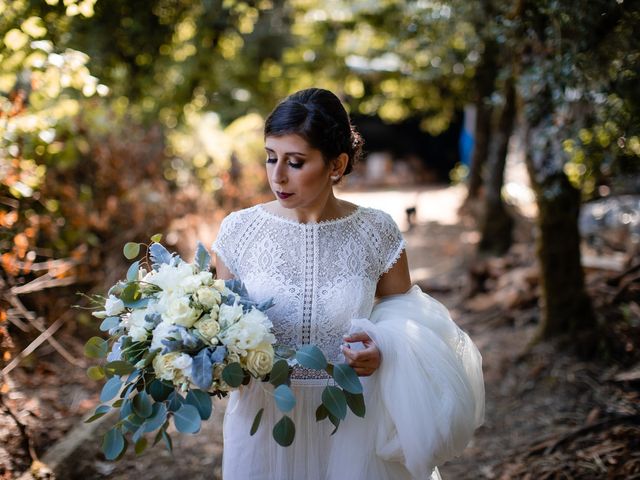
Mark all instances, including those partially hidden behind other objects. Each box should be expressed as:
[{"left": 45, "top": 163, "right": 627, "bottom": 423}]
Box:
[{"left": 2, "top": 185, "right": 639, "bottom": 479}]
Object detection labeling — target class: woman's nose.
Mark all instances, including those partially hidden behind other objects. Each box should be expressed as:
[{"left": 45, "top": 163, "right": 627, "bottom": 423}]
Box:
[{"left": 271, "top": 161, "right": 287, "bottom": 185}]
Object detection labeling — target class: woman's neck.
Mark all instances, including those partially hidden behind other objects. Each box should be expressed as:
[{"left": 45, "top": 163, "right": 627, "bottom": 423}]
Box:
[{"left": 269, "top": 191, "right": 352, "bottom": 224}]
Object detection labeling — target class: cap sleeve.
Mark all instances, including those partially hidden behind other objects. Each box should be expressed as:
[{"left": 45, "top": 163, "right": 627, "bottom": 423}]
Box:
[
  {"left": 374, "top": 210, "right": 406, "bottom": 278},
  {"left": 211, "top": 212, "right": 239, "bottom": 278}
]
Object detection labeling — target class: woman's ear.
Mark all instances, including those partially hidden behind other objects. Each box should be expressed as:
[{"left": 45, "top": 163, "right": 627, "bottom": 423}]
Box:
[{"left": 330, "top": 153, "right": 349, "bottom": 178}]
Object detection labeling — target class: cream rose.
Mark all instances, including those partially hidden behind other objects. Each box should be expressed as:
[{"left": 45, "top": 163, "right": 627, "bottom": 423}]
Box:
[
  {"left": 92, "top": 294, "right": 125, "bottom": 318},
  {"left": 244, "top": 342, "right": 274, "bottom": 377},
  {"left": 153, "top": 352, "right": 185, "bottom": 382},
  {"left": 194, "top": 316, "right": 221, "bottom": 341},
  {"left": 194, "top": 287, "right": 221, "bottom": 309},
  {"left": 164, "top": 296, "right": 201, "bottom": 328}
]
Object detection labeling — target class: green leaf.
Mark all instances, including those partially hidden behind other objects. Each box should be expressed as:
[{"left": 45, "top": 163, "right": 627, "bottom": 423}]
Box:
[
  {"left": 123, "top": 413, "right": 145, "bottom": 432},
  {"left": 167, "top": 391, "right": 183, "bottom": 412},
  {"left": 143, "top": 403, "right": 167, "bottom": 433},
  {"left": 119, "top": 398, "right": 133, "bottom": 420},
  {"left": 273, "top": 384, "right": 296, "bottom": 413},
  {"left": 84, "top": 404, "right": 111, "bottom": 423},
  {"left": 315, "top": 404, "right": 328, "bottom": 422},
  {"left": 250, "top": 408, "right": 264, "bottom": 436},
  {"left": 321, "top": 386, "right": 347, "bottom": 420},
  {"left": 102, "top": 428, "right": 125, "bottom": 460},
  {"left": 221, "top": 362, "right": 244, "bottom": 388},
  {"left": 127, "top": 261, "right": 140, "bottom": 282},
  {"left": 344, "top": 391, "right": 366, "bottom": 418},
  {"left": 150, "top": 233, "right": 162, "bottom": 243},
  {"left": 99, "top": 316, "right": 120, "bottom": 332},
  {"left": 123, "top": 242, "right": 141, "bottom": 260},
  {"left": 132, "top": 391, "right": 153, "bottom": 418},
  {"left": 272, "top": 415, "right": 295, "bottom": 447},
  {"left": 269, "top": 359, "right": 289, "bottom": 387},
  {"left": 104, "top": 360, "right": 135, "bottom": 376},
  {"left": 132, "top": 423, "right": 145, "bottom": 444},
  {"left": 100, "top": 376, "right": 122, "bottom": 402},
  {"left": 87, "top": 365, "right": 105, "bottom": 381},
  {"left": 173, "top": 404, "right": 201, "bottom": 434},
  {"left": 148, "top": 379, "right": 173, "bottom": 402},
  {"left": 162, "top": 430, "right": 173, "bottom": 452},
  {"left": 84, "top": 336, "right": 108, "bottom": 359},
  {"left": 120, "top": 283, "right": 140, "bottom": 303},
  {"left": 185, "top": 389, "right": 212, "bottom": 420},
  {"left": 332, "top": 363, "right": 363, "bottom": 394},
  {"left": 295, "top": 345, "right": 327, "bottom": 370},
  {"left": 134, "top": 437, "right": 148, "bottom": 455},
  {"left": 328, "top": 412, "right": 340, "bottom": 435},
  {"left": 112, "top": 399, "right": 124, "bottom": 408}
]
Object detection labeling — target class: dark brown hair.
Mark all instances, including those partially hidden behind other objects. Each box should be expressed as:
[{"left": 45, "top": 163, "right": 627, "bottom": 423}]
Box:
[{"left": 264, "top": 88, "right": 363, "bottom": 177}]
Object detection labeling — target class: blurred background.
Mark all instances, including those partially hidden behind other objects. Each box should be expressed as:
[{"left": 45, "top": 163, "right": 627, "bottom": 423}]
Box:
[{"left": 1, "top": 0, "right": 639, "bottom": 479}]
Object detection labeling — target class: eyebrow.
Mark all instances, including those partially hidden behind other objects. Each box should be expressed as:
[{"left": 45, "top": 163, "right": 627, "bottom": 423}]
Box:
[{"left": 265, "top": 147, "right": 307, "bottom": 157}]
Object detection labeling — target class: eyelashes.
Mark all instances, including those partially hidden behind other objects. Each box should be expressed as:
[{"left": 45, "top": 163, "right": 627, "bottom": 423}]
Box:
[{"left": 265, "top": 157, "right": 303, "bottom": 169}]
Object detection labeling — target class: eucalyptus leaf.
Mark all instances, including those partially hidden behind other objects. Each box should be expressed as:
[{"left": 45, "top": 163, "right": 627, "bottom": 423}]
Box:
[
  {"left": 269, "top": 359, "right": 289, "bottom": 387},
  {"left": 173, "top": 404, "right": 201, "bottom": 434},
  {"left": 148, "top": 379, "right": 173, "bottom": 402},
  {"left": 272, "top": 415, "right": 295, "bottom": 447},
  {"left": 273, "top": 384, "right": 296, "bottom": 413},
  {"left": 332, "top": 363, "right": 363, "bottom": 394},
  {"left": 102, "top": 428, "right": 125, "bottom": 460},
  {"left": 344, "top": 391, "right": 366, "bottom": 418},
  {"left": 120, "top": 283, "right": 140, "bottom": 304},
  {"left": 87, "top": 365, "right": 105, "bottom": 381},
  {"left": 134, "top": 437, "right": 148, "bottom": 455},
  {"left": 185, "top": 389, "right": 212, "bottom": 420},
  {"left": 150, "top": 233, "right": 162, "bottom": 243},
  {"left": 162, "top": 430, "right": 173, "bottom": 452},
  {"left": 119, "top": 398, "right": 133, "bottom": 420},
  {"left": 321, "top": 386, "right": 347, "bottom": 420},
  {"left": 143, "top": 403, "right": 168, "bottom": 433},
  {"left": 99, "top": 376, "right": 122, "bottom": 402},
  {"left": 250, "top": 408, "right": 264, "bottom": 436},
  {"left": 167, "top": 391, "right": 184, "bottom": 412},
  {"left": 104, "top": 360, "right": 135, "bottom": 376},
  {"left": 132, "top": 391, "right": 153, "bottom": 418},
  {"left": 84, "top": 336, "right": 108, "bottom": 359},
  {"left": 84, "top": 404, "right": 110, "bottom": 423},
  {"left": 328, "top": 412, "right": 340, "bottom": 435},
  {"left": 127, "top": 261, "right": 140, "bottom": 282},
  {"left": 132, "top": 424, "right": 145, "bottom": 444},
  {"left": 295, "top": 345, "right": 327, "bottom": 370},
  {"left": 315, "top": 404, "right": 329, "bottom": 422},
  {"left": 123, "top": 242, "right": 140, "bottom": 260},
  {"left": 221, "top": 362, "right": 244, "bottom": 388},
  {"left": 191, "top": 348, "right": 214, "bottom": 390}
]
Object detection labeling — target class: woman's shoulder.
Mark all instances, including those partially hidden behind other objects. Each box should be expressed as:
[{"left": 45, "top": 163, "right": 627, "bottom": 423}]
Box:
[{"left": 356, "top": 205, "right": 400, "bottom": 230}]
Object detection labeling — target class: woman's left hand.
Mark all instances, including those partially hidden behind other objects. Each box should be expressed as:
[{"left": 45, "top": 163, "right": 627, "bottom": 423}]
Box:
[{"left": 341, "top": 332, "right": 381, "bottom": 376}]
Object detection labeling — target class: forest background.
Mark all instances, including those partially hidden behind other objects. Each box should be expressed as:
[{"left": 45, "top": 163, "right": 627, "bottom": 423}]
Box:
[{"left": 1, "top": 0, "right": 639, "bottom": 478}]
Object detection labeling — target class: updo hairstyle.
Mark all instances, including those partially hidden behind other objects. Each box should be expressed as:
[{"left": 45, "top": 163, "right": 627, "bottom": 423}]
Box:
[{"left": 264, "top": 88, "right": 364, "bottom": 180}]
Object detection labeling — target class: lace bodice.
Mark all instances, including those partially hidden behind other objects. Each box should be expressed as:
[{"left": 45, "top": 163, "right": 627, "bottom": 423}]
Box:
[{"left": 212, "top": 204, "right": 405, "bottom": 385}]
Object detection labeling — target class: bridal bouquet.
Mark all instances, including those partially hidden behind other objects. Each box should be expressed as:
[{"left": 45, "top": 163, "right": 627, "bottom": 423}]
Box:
[{"left": 82, "top": 236, "right": 364, "bottom": 460}]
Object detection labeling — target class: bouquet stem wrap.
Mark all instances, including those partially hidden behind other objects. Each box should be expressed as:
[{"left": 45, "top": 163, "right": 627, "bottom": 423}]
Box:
[{"left": 326, "top": 285, "right": 485, "bottom": 479}]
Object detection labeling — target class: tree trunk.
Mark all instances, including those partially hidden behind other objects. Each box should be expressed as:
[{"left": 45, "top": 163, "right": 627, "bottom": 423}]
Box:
[
  {"left": 524, "top": 115, "right": 596, "bottom": 346},
  {"left": 466, "top": 38, "right": 499, "bottom": 201},
  {"left": 479, "top": 78, "right": 516, "bottom": 255}
]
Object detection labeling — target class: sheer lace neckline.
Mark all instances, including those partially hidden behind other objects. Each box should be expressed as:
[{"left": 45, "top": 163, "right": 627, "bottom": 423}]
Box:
[{"left": 256, "top": 203, "right": 363, "bottom": 227}]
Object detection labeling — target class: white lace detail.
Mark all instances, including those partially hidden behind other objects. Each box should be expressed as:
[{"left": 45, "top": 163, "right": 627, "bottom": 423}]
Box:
[{"left": 212, "top": 204, "right": 405, "bottom": 385}]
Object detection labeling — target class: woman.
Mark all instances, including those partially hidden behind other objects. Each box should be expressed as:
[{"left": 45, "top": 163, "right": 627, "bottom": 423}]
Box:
[{"left": 212, "top": 88, "right": 484, "bottom": 480}]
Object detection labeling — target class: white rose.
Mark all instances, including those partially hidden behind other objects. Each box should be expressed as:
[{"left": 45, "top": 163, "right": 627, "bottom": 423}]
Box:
[
  {"left": 194, "top": 287, "right": 221, "bottom": 309},
  {"left": 172, "top": 352, "right": 193, "bottom": 378},
  {"left": 244, "top": 342, "right": 274, "bottom": 377},
  {"left": 147, "top": 262, "right": 195, "bottom": 293},
  {"left": 212, "top": 279, "right": 226, "bottom": 291},
  {"left": 194, "top": 316, "right": 221, "bottom": 341},
  {"left": 164, "top": 296, "right": 201, "bottom": 328},
  {"left": 218, "top": 302, "right": 243, "bottom": 328},
  {"left": 181, "top": 271, "right": 213, "bottom": 293}
]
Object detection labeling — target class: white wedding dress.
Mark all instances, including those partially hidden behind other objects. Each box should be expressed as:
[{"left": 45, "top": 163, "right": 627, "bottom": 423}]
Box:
[{"left": 212, "top": 204, "right": 484, "bottom": 480}]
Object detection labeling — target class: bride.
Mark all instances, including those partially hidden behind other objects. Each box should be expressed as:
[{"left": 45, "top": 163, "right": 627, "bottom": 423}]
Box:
[{"left": 212, "top": 88, "right": 484, "bottom": 480}]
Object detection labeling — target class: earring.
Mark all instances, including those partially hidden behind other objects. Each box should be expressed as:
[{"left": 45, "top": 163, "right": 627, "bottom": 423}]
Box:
[{"left": 331, "top": 175, "right": 341, "bottom": 181}]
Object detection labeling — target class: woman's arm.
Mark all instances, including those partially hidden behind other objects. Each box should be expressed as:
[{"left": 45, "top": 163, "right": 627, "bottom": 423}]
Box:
[
  {"left": 213, "top": 253, "right": 235, "bottom": 280},
  {"left": 342, "top": 249, "right": 412, "bottom": 376}
]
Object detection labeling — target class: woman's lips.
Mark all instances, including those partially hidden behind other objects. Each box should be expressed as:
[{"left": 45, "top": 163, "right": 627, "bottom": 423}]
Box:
[{"left": 276, "top": 192, "right": 294, "bottom": 199}]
